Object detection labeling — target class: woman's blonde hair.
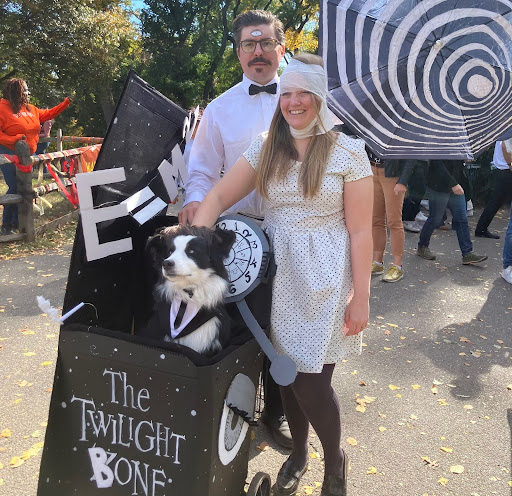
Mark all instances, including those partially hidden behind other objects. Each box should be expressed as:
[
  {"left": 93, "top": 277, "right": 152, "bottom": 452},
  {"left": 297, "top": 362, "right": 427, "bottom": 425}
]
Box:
[{"left": 255, "top": 53, "right": 336, "bottom": 199}]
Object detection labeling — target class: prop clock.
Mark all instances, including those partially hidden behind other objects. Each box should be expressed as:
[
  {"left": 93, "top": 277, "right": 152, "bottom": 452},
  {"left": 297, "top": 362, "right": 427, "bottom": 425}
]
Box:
[
  {"left": 215, "top": 214, "right": 270, "bottom": 303},
  {"left": 215, "top": 214, "right": 297, "bottom": 388}
]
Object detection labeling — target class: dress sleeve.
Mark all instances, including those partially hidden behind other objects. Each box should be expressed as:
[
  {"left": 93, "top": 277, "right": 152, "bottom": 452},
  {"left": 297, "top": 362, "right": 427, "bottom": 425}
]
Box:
[
  {"left": 343, "top": 137, "right": 373, "bottom": 182},
  {"left": 243, "top": 132, "right": 267, "bottom": 170}
]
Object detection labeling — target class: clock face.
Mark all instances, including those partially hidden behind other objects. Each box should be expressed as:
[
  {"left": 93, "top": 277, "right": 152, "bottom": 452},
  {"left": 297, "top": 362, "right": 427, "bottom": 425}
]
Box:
[{"left": 215, "top": 215, "right": 269, "bottom": 302}]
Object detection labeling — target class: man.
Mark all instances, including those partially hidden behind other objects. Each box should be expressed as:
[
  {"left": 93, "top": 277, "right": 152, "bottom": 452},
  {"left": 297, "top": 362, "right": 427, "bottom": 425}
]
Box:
[
  {"left": 474, "top": 141, "right": 512, "bottom": 239},
  {"left": 416, "top": 160, "right": 487, "bottom": 265},
  {"left": 178, "top": 10, "right": 292, "bottom": 448}
]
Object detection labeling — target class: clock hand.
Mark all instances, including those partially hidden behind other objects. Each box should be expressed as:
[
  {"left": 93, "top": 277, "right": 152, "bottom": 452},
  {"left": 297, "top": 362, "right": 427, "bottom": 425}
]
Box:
[{"left": 235, "top": 299, "right": 297, "bottom": 386}]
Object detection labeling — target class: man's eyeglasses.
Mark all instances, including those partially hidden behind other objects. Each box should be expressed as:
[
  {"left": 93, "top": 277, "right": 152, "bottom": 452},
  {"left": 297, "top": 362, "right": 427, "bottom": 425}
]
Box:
[{"left": 239, "top": 38, "right": 281, "bottom": 54}]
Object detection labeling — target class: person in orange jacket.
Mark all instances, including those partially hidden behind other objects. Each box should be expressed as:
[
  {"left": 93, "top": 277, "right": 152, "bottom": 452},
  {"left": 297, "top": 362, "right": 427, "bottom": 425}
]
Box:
[{"left": 0, "top": 78, "right": 72, "bottom": 234}]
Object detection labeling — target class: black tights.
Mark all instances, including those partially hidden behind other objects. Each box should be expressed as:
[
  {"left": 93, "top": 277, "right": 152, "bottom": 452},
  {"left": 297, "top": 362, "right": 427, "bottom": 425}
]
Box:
[{"left": 279, "top": 364, "right": 344, "bottom": 477}]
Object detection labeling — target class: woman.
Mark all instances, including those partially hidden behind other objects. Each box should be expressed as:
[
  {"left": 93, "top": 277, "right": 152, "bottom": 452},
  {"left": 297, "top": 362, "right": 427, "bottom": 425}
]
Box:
[
  {"left": 0, "top": 78, "right": 71, "bottom": 234},
  {"left": 193, "top": 54, "right": 373, "bottom": 496},
  {"left": 368, "top": 153, "right": 415, "bottom": 282}
]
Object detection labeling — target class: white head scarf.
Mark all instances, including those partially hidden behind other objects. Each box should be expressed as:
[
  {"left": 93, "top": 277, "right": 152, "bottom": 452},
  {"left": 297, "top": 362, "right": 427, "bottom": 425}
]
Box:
[{"left": 279, "top": 58, "right": 334, "bottom": 139}]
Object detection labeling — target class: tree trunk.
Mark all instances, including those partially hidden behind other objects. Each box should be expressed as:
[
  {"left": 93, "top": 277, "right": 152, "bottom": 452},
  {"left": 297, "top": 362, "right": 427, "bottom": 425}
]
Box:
[{"left": 100, "top": 89, "right": 116, "bottom": 126}]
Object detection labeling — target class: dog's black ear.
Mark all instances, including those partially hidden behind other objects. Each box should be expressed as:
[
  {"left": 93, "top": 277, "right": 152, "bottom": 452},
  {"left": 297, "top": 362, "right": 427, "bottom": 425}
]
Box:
[
  {"left": 145, "top": 230, "right": 168, "bottom": 267},
  {"left": 212, "top": 227, "right": 236, "bottom": 259}
]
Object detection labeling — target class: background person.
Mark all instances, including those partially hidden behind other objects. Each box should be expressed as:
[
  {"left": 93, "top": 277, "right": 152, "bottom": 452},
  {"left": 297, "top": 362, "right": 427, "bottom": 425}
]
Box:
[
  {"left": 474, "top": 141, "right": 512, "bottom": 239},
  {"left": 368, "top": 153, "right": 414, "bottom": 282},
  {"left": 193, "top": 54, "right": 373, "bottom": 496},
  {"left": 178, "top": 10, "right": 291, "bottom": 448},
  {"left": 416, "top": 160, "right": 487, "bottom": 265},
  {"left": 0, "top": 78, "right": 71, "bottom": 234},
  {"left": 502, "top": 202, "right": 512, "bottom": 284},
  {"left": 36, "top": 118, "right": 54, "bottom": 155}
]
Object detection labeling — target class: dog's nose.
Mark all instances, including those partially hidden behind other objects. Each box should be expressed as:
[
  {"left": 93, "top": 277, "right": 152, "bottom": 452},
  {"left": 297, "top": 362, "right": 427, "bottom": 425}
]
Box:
[{"left": 163, "top": 259, "right": 174, "bottom": 271}]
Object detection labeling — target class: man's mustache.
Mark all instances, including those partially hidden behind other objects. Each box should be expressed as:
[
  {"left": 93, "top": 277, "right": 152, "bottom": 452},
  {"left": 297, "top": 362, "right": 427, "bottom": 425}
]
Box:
[{"left": 248, "top": 57, "right": 271, "bottom": 66}]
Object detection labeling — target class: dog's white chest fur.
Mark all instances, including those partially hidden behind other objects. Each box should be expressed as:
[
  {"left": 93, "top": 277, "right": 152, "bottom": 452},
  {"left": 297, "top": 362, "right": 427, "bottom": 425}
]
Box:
[{"left": 165, "top": 316, "right": 222, "bottom": 355}]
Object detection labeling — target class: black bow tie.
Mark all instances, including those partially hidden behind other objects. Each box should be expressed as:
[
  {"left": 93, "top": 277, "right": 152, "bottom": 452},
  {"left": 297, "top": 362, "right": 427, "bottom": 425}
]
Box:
[{"left": 248, "top": 83, "right": 277, "bottom": 96}]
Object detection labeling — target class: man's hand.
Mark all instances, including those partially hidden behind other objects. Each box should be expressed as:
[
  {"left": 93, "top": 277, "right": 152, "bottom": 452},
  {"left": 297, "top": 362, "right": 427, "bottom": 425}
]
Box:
[
  {"left": 452, "top": 184, "right": 464, "bottom": 195},
  {"left": 178, "top": 201, "right": 201, "bottom": 225},
  {"left": 394, "top": 183, "right": 407, "bottom": 195}
]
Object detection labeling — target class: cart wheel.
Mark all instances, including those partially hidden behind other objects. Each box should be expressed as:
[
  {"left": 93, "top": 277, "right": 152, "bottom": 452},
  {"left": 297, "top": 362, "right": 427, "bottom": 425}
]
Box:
[{"left": 247, "top": 471, "right": 271, "bottom": 496}]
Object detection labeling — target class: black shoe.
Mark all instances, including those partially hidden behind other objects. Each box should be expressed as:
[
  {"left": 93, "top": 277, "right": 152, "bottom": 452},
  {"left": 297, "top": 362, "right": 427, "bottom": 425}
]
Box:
[
  {"left": 275, "top": 458, "right": 307, "bottom": 495},
  {"left": 260, "top": 412, "right": 293, "bottom": 449},
  {"left": 0, "top": 227, "right": 13, "bottom": 235},
  {"left": 320, "top": 453, "right": 349, "bottom": 496},
  {"left": 475, "top": 230, "right": 500, "bottom": 239}
]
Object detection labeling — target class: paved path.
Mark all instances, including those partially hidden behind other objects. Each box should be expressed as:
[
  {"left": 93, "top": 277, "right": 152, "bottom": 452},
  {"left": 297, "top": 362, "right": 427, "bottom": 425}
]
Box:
[{"left": 0, "top": 205, "right": 511, "bottom": 496}]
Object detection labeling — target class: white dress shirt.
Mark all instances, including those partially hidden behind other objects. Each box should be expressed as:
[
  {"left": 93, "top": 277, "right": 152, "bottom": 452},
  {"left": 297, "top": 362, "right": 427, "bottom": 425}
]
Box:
[
  {"left": 184, "top": 74, "right": 279, "bottom": 218},
  {"left": 493, "top": 141, "right": 510, "bottom": 170}
]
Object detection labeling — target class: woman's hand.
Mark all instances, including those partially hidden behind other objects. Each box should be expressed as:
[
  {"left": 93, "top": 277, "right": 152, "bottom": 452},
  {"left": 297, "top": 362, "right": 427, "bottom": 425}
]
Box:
[{"left": 344, "top": 295, "right": 369, "bottom": 336}]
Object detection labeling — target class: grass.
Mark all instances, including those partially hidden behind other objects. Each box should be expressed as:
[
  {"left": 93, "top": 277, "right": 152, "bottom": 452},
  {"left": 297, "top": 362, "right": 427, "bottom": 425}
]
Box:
[{"left": 0, "top": 175, "right": 78, "bottom": 260}]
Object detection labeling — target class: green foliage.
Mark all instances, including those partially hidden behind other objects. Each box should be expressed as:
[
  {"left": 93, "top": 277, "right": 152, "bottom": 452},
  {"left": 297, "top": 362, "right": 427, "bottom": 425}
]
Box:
[
  {"left": 139, "top": 0, "right": 319, "bottom": 107},
  {"left": 0, "top": 0, "right": 142, "bottom": 136}
]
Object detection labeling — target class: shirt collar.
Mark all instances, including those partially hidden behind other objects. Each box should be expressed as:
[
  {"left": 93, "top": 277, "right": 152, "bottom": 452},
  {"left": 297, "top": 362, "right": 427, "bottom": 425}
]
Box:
[{"left": 241, "top": 74, "right": 280, "bottom": 98}]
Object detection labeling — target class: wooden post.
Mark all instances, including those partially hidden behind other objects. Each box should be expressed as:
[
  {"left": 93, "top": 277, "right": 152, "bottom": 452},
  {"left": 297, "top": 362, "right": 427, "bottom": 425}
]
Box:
[
  {"left": 57, "top": 128, "right": 63, "bottom": 152},
  {"left": 15, "top": 140, "right": 35, "bottom": 242}
]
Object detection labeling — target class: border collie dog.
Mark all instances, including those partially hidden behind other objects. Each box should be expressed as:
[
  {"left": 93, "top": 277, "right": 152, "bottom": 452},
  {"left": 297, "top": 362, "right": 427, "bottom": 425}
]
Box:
[{"left": 143, "top": 224, "right": 236, "bottom": 356}]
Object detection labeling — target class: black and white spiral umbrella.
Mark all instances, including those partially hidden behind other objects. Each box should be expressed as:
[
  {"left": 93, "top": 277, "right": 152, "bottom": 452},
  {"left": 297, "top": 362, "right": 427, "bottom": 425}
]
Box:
[{"left": 320, "top": 0, "right": 512, "bottom": 159}]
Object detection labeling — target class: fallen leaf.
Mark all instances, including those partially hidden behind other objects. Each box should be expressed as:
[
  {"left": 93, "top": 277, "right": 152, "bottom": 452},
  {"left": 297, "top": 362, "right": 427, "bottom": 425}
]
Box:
[
  {"left": 450, "top": 465, "right": 464, "bottom": 474},
  {"left": 366, "top": 467, "right": 377, "bottom": 474},
  {"left": 40, "top": 361, "right": 53, "bottom": 366},
  {"left": 378, "top": 426, "right": 387, "bottom": 432},
  {"left": 359, "top": 381, "right": 367, "bottom": 386},
  {"left": 0, "top": 429, "right": 12, "bottom": 438},
  {"left": 355, "top": 404, "right": 366, "bottom": 413},
  {"left": 10, "top": 456, "right": 24, "bottom": 468},
  {"left": 437, "top": 398, "right": 449, "bottom": 406},
  {"left": 257, "top": 442, "right": 269, "bottom": 451},
  {"left": 440, "top": 447, "right": 453, "bottom": 453},
  {"left": 421, "top": 456, "right": 439, "bottom": 467},
  {"left": 346, "top": 437, "right": 357, "bottom": 446},
  {"left": 310, "top": 452, "right": 320, "bottom": 459},
  {"left": 23, "top": 352, "right": 36, "bottom": 356},
  {"left": 460, "top": 336, "right": 472, "bottom": 344},
  {"left": 411, "top": 384, "right": 421, "bottom": 390},
  {"left": 389, "top": 384, "right": 400, "bottom": 390},
  {"left": 438, "top": 477, "right": 448, "bottom": 486},
  {"left": 432, "top": 385, "right": 438, "bottom": 394},
  {"left": 464, "top": 405, "right": 473, "bottom": 410}
]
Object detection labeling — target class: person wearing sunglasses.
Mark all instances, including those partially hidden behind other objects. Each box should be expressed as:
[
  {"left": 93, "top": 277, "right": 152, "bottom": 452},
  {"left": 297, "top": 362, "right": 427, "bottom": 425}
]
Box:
[{"left": 178, "top": 10, "right": 291, "bottom": 450}]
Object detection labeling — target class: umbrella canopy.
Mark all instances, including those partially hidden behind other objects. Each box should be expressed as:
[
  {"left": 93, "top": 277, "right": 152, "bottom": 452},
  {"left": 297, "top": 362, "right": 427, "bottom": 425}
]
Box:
[{"left": 320, "top": 0, "right": 512, "bottom": 159}]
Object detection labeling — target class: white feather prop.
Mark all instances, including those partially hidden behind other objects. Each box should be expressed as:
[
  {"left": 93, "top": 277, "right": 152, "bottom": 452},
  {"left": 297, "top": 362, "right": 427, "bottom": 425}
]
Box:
[{"left": 37, "top": 296, "right": 61, "bottom": 323}]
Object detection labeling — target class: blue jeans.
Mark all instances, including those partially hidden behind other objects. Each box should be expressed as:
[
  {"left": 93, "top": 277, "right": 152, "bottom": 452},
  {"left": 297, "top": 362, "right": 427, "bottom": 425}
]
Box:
[
  {"left": 504, "top": 203, "right": 512, "bottom": 268},
  {"left": 419, "top": 187, "right": 473, "bottom": 256},
  {"left": 0, "top": 144, "right": 18, "bottom": 229}
]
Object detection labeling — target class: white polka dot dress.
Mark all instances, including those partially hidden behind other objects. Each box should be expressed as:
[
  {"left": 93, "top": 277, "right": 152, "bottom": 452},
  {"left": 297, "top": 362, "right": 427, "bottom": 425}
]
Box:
[{"left": 244, "top": 132, "right": 373, "bottom": 373}]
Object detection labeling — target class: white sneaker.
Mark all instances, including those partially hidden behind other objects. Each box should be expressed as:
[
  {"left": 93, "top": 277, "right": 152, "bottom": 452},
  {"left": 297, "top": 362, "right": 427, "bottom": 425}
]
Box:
[
  {"left": 403, "top": 220, "right": 421, "bottom": 233},
  {"left": 502, "top": 266, "right": 512, "bottom": 284},
  {"left": 415, "top": 211, "right": 428, "bottom": 222},
  {"left": 466, "top": 200, "right": 474, "bottom": 217},
  {"left": 420, "top": 200, "right": 429, "bottom": 210}
]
